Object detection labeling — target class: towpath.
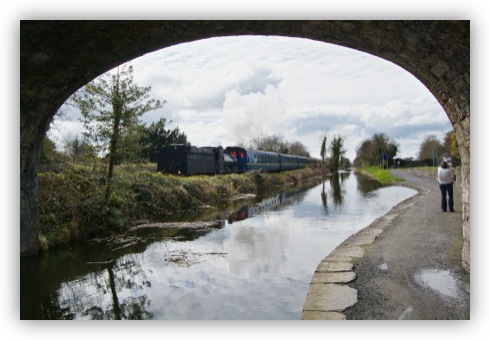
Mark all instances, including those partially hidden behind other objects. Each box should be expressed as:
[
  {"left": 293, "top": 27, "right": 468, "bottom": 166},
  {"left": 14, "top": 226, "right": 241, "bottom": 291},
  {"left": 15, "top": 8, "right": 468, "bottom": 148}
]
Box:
[{"left": 302, "top": 169, "right": 470, "bottom": 320}]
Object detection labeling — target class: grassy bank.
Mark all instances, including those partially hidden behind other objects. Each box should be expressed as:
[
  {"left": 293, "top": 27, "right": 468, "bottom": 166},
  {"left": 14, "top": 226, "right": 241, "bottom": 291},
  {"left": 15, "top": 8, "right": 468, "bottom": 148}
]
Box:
[
  {"left": 38, "top": 164, "right": 322, "bottom": 251},
  {"left": 355, "top": 166, "right": 404, "bottom": 186}
]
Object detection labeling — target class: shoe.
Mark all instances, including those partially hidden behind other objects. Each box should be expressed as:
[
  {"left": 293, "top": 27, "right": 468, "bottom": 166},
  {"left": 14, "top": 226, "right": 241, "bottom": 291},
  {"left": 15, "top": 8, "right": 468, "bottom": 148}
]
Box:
[{"left": 450, "top": 209, "right": 456, "bottom": 212}]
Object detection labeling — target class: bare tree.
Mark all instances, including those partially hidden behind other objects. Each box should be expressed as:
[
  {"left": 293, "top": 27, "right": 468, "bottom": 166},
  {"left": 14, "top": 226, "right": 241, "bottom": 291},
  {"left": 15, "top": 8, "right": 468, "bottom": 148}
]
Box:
[
  {"left": 288, "top": 141, "right": 310, "bottom": 157},
  {"left": 418, "top": 134, "right": 444, "bottom": 165},
  {"left": 248, "top": 134, "right": 311, "bottom": 156},
  {"left": 249, "top": 134, "right": 288, "bottom": 153},
  {"left": 63, "top": 135, "right": 96, "bottom": 167}
]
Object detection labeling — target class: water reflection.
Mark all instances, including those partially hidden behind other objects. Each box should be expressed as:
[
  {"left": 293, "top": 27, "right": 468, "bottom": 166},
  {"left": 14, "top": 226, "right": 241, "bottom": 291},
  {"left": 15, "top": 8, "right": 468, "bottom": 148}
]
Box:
[
  {"left": 26, "top": 255, "right": 155, "bottom": 320},
  {"left": 321, "top": 171, "right": 351, "bottom": 212},
  {"left": 331, "top": 171, "right": 349, "bottom": 205},
  {"left": 355, "top": 171, "right": 383, "bottom": 196},
  {"left": 227, "top": 188, "right": 309, "bottom": 224},
  {"left": 21, "top": 172, "right": 416, "bottom": 319}
]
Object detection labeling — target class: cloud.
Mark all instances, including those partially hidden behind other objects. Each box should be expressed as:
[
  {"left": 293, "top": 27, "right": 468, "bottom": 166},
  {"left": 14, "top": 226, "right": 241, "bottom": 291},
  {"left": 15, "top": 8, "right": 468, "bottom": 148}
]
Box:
[
  {"left": 235, "top": 68, "right": 282, "bottom": 96},
  {"left": 218, "top": 66, "right": 286, "bottom": 142},
  {"left": 48, "top": 119, "right": 85, "bottom": 150},
  {"left": 52, "top": 35, "right": 451, "bottom": 161}
]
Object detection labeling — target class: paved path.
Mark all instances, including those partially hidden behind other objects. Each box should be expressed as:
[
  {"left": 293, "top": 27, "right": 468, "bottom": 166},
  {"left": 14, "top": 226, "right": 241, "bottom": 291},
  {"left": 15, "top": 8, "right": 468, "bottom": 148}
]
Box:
[{"left": 302, "top": 169, "right": 470, "bottom": 320}]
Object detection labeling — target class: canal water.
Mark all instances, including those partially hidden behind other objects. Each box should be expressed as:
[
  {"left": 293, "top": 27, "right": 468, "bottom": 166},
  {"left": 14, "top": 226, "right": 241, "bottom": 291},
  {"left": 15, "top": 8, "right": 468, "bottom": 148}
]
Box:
[{"left": 21, "top": 172, "right": 416, "bottom": 320}]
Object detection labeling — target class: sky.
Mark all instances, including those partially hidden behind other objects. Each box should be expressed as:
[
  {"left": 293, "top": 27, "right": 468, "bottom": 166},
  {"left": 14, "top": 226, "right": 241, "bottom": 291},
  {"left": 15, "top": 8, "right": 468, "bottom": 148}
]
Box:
[{"left": 49, "top": 34, "right": 452, "bottom": 162}]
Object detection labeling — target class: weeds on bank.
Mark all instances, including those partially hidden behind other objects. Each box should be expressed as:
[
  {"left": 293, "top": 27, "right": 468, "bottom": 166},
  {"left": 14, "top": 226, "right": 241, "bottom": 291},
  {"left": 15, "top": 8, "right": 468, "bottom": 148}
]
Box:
[{"left": 38, "top": 164, "right": 321, "bottom": 250}]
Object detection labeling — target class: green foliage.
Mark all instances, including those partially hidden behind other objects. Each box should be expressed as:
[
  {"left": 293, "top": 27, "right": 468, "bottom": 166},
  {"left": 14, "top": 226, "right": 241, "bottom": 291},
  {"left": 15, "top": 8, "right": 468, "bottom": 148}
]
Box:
[
  {"left": 354, "top": 133, "right": 399, "bottom": 167},
  {"left": 356, "top": 166, "right": 403, "bottom": 186},
  {"left": 137, "top": 117, "right": 188, "bottom": 162},
  {"left": 320, "top": 135, "right": 327, "bottom": 168},
  {"left": 329, "top": 135, "right": 346, "bottom": 172},
  {"left": 64, "top": 136, "right": 97, "bottom": 166},
  {"left": 40, "top": 137, "right": 67, "bottom": 170},
  {"left": 70, "top": 63, "right": 165, "bottom": 201},
  {"left": 40, "top": 137, "right": 58, "bottom": 164},
  {"left": 38, "top": 170, "right": 115, "bottom": 249},
  {"left": 72, "top": 64, "right": 164, "bottom": 152}
]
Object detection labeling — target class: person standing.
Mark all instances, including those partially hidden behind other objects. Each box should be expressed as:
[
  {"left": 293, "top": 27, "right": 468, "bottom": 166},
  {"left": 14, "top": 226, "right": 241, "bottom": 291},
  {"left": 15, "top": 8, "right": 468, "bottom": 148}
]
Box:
[{"left": 437, "top": 160, "right": 456, "bottom": 212}]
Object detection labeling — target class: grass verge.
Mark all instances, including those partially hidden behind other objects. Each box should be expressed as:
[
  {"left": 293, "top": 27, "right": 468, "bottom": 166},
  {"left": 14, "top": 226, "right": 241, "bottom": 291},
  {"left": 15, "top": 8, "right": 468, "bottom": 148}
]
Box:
[
  {"left": 38, "top": 164, "right": 323, "bottom": 251},
  {"left": 355, "top": 166, "right": 404, "bottom": 186}
]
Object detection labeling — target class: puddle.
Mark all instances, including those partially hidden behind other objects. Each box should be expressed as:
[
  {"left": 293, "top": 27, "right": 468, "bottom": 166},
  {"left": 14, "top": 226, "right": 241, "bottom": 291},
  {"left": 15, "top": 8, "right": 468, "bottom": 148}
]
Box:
[{"left": 414, "top": 269, "right": 459, "bottom": 298}]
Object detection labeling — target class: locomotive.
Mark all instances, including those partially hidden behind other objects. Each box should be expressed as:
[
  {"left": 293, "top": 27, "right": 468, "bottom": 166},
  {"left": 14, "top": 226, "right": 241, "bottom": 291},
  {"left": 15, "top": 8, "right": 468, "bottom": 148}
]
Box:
[{"left": 156, "top": 144, "right": 318, "bottom": 175}]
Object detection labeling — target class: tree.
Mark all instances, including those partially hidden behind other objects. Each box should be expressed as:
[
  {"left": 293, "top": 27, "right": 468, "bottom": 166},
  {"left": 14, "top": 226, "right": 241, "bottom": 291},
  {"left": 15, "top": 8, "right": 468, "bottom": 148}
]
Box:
[
  {"left": 443, "top": 130, "right": 460, "bottom": 161},
  {"left": 117, "top": 123, "right": 145, "bottom": 163},
  {"left": 371, "top": 133, "right": 399, "bottom": 167},
  {"left": 247, "top": 134, "right": 312, "bottom": 156},
  {"left": 320, "top": 135, "right": 327, "bottom": 170},
  {"left": 249, "top": 134, "right": 288, "bottom": 153},
  {"left": 418, "top": 134, "right": 444, "bottom": 165},
  {"left": 246, "top": 134, "right": 311, "bottom": 156},
  {"left": 354, "top": 139, "right": 374, "bottom": 167},
  {"left": 288, "top": 141, "right": 310, "bottom": 157},
  {"left": 340, "top": 157, "right": 352, "bottom": 169},
  {"left": 64, "top": 136, "right": 97, "bottom": 166},
  {"left": 72, "top": 63, "right": 164, "bottom": 201},
  {"left": 329, "top": 135, "right": 346, "bottom": 172},
  {"left": 354, "top": 133, "right": 399, "bottom": 167},
  {"left": 40, "top": 137, "right": 66, "bottom": 168},
  {"left": 138, "top": 118, "right": 188, "bottom": 162}
]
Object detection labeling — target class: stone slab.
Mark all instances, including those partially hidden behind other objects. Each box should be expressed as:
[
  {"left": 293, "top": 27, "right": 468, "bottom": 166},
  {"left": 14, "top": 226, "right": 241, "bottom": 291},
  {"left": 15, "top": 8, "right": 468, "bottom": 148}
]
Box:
[
  {"left": 331, "top": 245, "right": 364, "bottom": 258},
  {"left": 350, "top": 228, "right": 384, "bottom": 245},
  {"left": 322, "top": 255, "right": 352, "bottom": 262},
  {"left": 316, "top": 261, "right": 353, "bottom": 272},
  {"left": 303, "top": 284, "right": 357, "bottom": 312},
  {"left": 311, "top": 271, "right": 356, "bottom": 284},
  {"left": 301, "top": 311, "right": 346, "bottom": 320}
]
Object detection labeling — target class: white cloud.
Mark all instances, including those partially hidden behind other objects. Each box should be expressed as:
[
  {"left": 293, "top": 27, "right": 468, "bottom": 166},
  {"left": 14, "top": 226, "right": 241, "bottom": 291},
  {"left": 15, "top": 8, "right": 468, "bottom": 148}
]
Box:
[
  {"left": 54, "top": 35, "right": 452, "bottom": 161},
  {"left": 48, "top": 119, "right": 85, "bottom": 150}
]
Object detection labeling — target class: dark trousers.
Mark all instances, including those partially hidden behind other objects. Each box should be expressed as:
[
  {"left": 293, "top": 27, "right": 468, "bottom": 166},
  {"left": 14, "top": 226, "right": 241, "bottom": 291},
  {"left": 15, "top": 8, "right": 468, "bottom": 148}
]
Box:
[{"left": 439, "top": 183, "right": 454, "bottom": 212}]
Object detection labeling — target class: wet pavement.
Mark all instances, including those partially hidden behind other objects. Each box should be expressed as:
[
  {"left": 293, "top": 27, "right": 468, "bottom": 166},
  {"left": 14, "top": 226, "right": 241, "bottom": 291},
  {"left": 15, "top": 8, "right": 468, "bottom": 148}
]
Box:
[{"left": 302, "top": 169, "right": 470, "bottom": 320}]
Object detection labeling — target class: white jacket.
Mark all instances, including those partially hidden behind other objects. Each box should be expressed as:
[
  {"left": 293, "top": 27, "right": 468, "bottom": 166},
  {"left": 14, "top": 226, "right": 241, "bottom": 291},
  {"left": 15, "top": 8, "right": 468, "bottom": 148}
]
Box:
[{"left": 438, "top": 167, "right": 455, "bottom": 184}]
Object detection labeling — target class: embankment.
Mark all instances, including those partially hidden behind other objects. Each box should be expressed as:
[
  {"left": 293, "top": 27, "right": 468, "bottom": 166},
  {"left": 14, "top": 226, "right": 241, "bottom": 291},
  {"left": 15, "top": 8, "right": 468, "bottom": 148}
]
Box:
[{"left": 38, "top": 164, "right": 325, "bottom": 250}]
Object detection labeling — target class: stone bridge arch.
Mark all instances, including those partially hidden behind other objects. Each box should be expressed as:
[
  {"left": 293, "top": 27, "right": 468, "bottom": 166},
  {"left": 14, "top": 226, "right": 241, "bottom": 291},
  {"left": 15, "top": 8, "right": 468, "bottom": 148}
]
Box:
[{"left": 20, "top": 21, "right": 470, "bottom": 271}]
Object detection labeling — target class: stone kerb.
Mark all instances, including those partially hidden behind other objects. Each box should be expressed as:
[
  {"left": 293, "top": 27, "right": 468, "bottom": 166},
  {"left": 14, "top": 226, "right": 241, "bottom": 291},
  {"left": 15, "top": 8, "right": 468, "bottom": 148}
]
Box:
[
  {"left": 301, "top": 186, "right": 421, "bottom": 320},
  {"left": 301, "top": 225, "right": 394, "bottom": 319}
]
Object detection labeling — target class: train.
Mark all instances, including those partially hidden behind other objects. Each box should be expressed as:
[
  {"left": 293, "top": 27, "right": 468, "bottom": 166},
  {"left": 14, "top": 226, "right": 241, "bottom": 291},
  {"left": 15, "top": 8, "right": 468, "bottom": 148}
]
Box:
[{"left": 156, "top": 144, "right": 319, "bottom": 176}]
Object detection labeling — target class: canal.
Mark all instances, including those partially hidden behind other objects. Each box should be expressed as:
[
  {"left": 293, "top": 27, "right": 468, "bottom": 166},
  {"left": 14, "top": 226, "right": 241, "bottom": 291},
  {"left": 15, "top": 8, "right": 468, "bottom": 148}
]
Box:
[{"left": 21, "top": 171, "right": 416, "bottom": 320}]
